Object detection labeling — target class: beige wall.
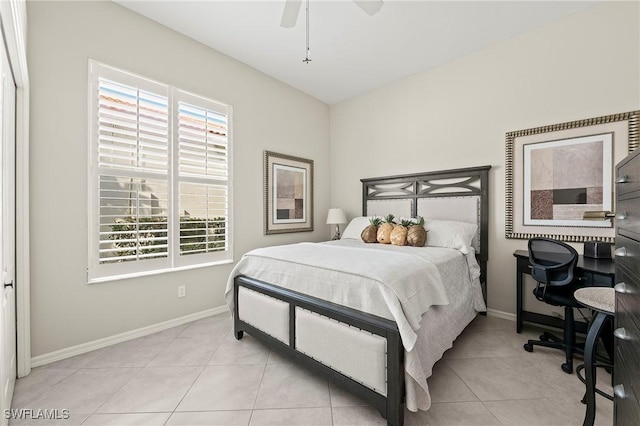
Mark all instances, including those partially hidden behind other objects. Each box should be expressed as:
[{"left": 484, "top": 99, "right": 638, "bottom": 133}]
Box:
[
  {"left": 27, "top": 1, "right": 330, "bottom": 357},
  {"left": 329, "top": 2, "right": 640, "bottom": 315}
]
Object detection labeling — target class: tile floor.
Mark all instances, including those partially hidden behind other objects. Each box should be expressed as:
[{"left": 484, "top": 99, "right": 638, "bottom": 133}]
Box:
[{"left": 10, "top": 313, "right": 614, "bottom": 426}]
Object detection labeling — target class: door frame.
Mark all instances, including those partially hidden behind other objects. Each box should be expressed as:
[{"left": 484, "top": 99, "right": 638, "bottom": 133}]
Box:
[{"left": 0, "top": 0, "right": 30, "bottom": 378}]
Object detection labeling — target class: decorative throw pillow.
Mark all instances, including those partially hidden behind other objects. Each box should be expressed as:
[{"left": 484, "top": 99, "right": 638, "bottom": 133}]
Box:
[
  {"left": 406, "top": 217, "right": 427, "bottom": 247},
  {"left": 360, "top": 217, "right": 382, "bottom": 243}
]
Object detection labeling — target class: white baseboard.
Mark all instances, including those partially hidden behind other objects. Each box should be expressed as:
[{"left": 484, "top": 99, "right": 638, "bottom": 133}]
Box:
[
  {"left": 486, "top": 308, "right": 516, "bottom": 322},
  {"left": 31, "top": 305, "right": 230, "bottom": 368}
]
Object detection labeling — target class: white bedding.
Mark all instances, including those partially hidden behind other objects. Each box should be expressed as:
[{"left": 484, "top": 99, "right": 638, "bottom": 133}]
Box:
[{"left": 224, "top": 240, "right": 486, "bottom": 412}]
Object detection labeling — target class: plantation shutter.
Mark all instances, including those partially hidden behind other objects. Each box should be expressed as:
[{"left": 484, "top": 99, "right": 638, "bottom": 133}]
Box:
[
  {"left": 97, "top": 79, "right": 169, "bottom": 173},
  {"left": 88, "top": 60, "right": 232, "bottom": 282},
  {"left": 175, "top": 91, "right": 231, "bottom": 266},
  {"left": 90, "top": 63, "right": 171, "bottom": 280}
]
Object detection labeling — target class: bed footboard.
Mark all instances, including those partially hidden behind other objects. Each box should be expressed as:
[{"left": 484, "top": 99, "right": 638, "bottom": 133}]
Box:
[{"left": 234, "top": 275, "right": 405, "bottom": 426}]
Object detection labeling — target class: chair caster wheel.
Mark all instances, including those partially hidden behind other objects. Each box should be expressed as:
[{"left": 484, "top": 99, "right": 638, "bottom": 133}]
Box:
[
  {"left": 561, "top": 363, "right": 573, "bottom": 374},
  {"left": 523, "top": 343, "right": 533, "bottom": 352},
  {"left": 539, "top": 334, "right": 549, "bottom": 342}
]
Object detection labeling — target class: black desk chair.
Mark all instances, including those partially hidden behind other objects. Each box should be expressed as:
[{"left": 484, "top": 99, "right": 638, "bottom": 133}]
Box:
[{"left": 523, "top": 238, "right": 582, "bottom": 374}]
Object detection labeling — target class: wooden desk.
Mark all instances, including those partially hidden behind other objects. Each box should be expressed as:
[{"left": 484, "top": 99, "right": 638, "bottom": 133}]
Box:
[{"left": 513, "top": 250, "right": 615, "bottom": 334}]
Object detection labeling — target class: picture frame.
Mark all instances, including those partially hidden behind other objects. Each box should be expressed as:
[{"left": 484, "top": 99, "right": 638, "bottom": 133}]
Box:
[
  {"left": 505, "top": 110, "right": 639, "bottom": 243},
  {"left": 264, "top": 150, "right": 314, "bottom": 235}
]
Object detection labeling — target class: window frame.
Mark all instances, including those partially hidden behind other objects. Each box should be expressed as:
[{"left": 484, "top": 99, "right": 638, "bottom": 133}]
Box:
[{"left": 87, "top": 60, "right": 233, "bottom": 283}]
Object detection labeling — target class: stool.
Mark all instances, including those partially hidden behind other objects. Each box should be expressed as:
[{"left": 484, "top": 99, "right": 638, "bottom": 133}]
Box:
[{"left": 574, "top": 287, "right": 615, "bottom": 426}]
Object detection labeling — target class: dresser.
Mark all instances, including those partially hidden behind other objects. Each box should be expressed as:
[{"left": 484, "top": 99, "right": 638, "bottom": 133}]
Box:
[{"left": 613, "top": 147, "right": 640, "bottom": 425}]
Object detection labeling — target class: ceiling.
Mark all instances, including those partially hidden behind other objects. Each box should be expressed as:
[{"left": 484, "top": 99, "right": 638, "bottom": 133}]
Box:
[{"left": 115, "top": 0, "right": 597, "bottom": 105}]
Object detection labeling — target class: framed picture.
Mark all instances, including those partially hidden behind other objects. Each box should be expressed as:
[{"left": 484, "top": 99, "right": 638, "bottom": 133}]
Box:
[
  {"left": 505, "top": 110, "right": 639, "bottom": 243},
  {"left": 264, "top": 151, "right": 314, "bottom": 234}
]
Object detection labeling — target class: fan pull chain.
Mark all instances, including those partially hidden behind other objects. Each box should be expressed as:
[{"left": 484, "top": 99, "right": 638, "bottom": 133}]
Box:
[{"left": 303, "top": 0, "right": 311, "bottom": 63}]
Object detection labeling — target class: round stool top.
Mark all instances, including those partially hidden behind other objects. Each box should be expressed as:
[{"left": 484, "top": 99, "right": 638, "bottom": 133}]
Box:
[{"left": 574, "top": 287, "right": 615, "bottom": 314}]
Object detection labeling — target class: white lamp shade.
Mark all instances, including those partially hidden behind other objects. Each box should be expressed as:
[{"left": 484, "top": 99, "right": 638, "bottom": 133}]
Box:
[{"left": 326, "top": 208, "right": 347, "bottom": 225}]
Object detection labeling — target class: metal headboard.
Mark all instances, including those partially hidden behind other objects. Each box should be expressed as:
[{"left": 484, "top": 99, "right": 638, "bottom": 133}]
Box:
[{"left": 361, "top": 165, "right": 491, "bottom": 304}]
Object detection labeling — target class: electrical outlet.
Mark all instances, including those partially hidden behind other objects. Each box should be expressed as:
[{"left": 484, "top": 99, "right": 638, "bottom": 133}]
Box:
[{"left": 178, "top": 285, "right": 186, "bottom": 298}]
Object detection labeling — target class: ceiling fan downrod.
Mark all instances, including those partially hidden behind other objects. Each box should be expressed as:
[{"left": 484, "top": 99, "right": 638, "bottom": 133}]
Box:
[{"left": 303, "top": 0, "right": 311, "bottom": 63}]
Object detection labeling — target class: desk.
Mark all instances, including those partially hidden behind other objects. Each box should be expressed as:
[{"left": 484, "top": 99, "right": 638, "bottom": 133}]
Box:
[{"left": 513, "top": 250, "right": 615, "bottom": 334}]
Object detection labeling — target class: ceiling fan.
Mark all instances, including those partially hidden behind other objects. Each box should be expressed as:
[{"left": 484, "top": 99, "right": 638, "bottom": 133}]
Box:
[{"left": 280, "top": 0, "right": 384, "bottom": 28}]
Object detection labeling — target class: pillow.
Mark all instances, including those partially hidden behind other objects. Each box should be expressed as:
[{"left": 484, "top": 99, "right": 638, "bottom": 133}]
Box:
[
  {"left": 424, "top": 219, "right": 477, "bottom": 254},
  {"left": 341, "top": 216, "right": 373, "bottom": 240}
]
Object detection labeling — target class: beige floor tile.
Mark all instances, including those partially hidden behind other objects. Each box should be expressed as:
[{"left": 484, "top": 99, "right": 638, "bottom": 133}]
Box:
[
  {"left": 427, "top": 361, "right": 479, "bottom": 403},
  {"left": 166, "top": 410, "right": 251, "bottom": 426},
  {"left": 442, "top": 332, "right": 497, "bottom": 359},
  {"left": 443, "top": 327, "right": 541, "bottom": 360},
  {"left": 266, "top": 349, "right": 293, "bottom": 365},
  {"left": 178, "top": 316, "right": 231, "bottom": 340},
  {"left": 500, "top": 355, "right": 586, "bottom": 397},
  {"left": 40, "top": 350, "right": 106, "bottom": 370},
  {"left": 8, "top": 412, "right": 88, "bottom": 426},
  {"left": 22, "top": 368, "right": 137, "bottom": 415},
  {"left": 97, "top": 366, "right": 202, "bottom": 413},
  {"left": 250, "top": 407, "right": 333, "bottom": 425},
  {"left": 86, "top": 337, "right": 171, "bottom": 368},
  {"left": 329, "top": 383, "right": 369, "bottom": 407},
  {"left": 208, "top": 334, "right": 270, "bottom": 365},
  {"left": 146, "top": 324, "right": 190, "bottom": 339},
  {"left": 484, "top": 394, "right": 614, "bottom": 426},
  {"left": 484, "top": 328, "right": 555, "bottom": 358},
  {"left": 147, "top": 337, "right": 222, "bottom": 367},
  {"left": 331, "top": 406, "right": 387, "bottom": 425},
  {"left": 167, "top": 410, "right": 251, "bottom": 425},
  {"left": 254, "top": 363, "right": 331, "bottom": 409},
  {"left": 81, "top": 412, "right": 170, "bottom": 425},
  {"left": 11, "top": 368, "right": 77, "bottom": 409},
  {"left": 404, "top": 401, "right": 500, "bottom": 425},
  {"left": 176, "top": 365, "right": 265, "bottom": 411},
  {"left": 446, "top": 357, "right": 563, "bottom": 401},
  {"left": 466, "top": 315, "right": 516, "bottom": 331}
]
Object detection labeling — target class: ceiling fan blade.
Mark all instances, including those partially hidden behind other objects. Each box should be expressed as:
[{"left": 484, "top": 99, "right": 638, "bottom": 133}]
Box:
[
  {"left": 353, "top": 0, "right": 384, "bottom": 16},
  {"left": 280, "top": 0, "right": 302, "bottom": 28}
]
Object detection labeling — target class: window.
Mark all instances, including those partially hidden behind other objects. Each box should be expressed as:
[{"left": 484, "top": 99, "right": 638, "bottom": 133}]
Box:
[{"left": 88, "top": 61, "right": 232, "bottom": 282}]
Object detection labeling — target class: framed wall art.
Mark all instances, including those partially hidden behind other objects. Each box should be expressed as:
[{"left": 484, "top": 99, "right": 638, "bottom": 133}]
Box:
[
  {"left": 505, "top": 110, "right": 639, "bottom": 243},
  {"left": 264, "top": 151, "right": 314, "bottom": 235}
]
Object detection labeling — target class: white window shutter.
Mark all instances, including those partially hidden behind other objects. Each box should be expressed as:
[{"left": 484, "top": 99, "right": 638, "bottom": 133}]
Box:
[
  {"left": 88, "top": 60, "right": 232, "bottom": 282},
  {"left": 175, "top": 92, "right": 232, "bottom": 266}
]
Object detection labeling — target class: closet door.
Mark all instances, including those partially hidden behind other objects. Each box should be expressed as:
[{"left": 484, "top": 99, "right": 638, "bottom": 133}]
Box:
[{"left": 0, "top": 35, "right": 17, "bottom": 418}]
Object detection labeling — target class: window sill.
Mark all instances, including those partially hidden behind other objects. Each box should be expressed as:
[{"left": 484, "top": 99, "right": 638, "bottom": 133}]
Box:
[{"left": 88, "top": 258, "right": 234, "bottom": 284}]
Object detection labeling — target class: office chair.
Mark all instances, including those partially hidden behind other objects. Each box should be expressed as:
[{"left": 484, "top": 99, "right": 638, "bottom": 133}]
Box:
[{"left": 523, "top": 238, "right": 581, "bottom": 374}]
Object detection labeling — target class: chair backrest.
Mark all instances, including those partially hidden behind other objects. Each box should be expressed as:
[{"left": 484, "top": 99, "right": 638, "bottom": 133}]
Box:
[{"left": 528, "top": 238, "right": 578, "bottom": 287}]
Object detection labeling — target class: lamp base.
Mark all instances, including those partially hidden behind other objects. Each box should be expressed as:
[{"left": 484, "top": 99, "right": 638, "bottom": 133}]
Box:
[{"left": 332, "top": 224, "right": 341, "bottom": 240}]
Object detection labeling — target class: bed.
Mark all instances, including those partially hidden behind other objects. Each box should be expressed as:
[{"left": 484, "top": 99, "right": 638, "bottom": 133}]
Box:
[{"left": 225, "top": 165, "right": 491, "bottom": 425}]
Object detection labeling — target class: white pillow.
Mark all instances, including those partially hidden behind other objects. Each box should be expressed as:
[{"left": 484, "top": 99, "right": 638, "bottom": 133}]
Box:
[
  {"left": 341, "top": 216, "right": 373, "bottom": 240},
  {"left": 425, "top": 219, "right": 477, "bottom": 254}
]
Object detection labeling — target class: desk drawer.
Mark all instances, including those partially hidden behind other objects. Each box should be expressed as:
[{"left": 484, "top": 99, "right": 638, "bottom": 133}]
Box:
[
  {"left": 614, "top": 297, "right": 640, "bottom": 370},
  {"left": 615, "top": 266, "right": 640, "bottom": 330},
  {"left": 614, "top": 346, "right": 640, "bottom": 426},
  {"left": 617, "top": 153, "right": 640, "bottom": 196},
  {"left": 617, "top": 196, "right": 640, "bottom": 241},
  {"left": 615, "top": 235, "right": 640, "bottom": 280},
  {"left": 583, "top": 271, "right": 614, "bottom": 287}
]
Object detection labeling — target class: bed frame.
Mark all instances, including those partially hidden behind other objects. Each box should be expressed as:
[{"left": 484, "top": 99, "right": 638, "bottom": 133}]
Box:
[{"left": 234, "top": 165, "right": 491, "bottom": 426}]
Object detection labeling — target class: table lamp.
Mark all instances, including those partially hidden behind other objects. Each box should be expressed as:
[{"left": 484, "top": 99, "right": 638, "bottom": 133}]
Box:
[{"left": 326, "top": 208, "right": 347, "bottom": 240}]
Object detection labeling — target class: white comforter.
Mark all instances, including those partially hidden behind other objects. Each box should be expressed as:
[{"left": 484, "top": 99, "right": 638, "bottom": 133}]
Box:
[
  {"left": 224, "top": 240, "right": 485, "bottom": 411},
  {"left": 226, "top": 241, "right": 449, "bottom": 351}
]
